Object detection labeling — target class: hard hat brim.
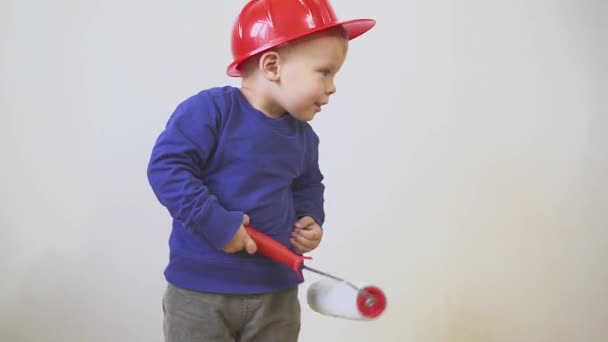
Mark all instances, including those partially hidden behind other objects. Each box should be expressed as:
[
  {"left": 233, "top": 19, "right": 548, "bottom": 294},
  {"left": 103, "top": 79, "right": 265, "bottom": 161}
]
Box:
[{"left": 226, "top": 18, "right": 376, "bottom": 77}]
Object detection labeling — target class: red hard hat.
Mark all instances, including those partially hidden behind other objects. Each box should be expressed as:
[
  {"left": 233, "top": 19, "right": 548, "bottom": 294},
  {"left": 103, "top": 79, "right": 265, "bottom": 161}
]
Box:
[{"left": 227, "top": 0, "right": 376, "bottom": 77}]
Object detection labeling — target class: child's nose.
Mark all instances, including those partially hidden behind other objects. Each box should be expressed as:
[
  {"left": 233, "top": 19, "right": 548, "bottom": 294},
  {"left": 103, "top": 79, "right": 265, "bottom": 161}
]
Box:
[{"left": 326, "top": 82, "right": 336, "bottom": 95}]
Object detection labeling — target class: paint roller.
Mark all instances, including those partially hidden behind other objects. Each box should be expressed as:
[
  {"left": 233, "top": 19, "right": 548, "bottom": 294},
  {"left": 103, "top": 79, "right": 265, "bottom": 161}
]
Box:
[{"left": 245, "top": 226, "right": 387, "bottom": 320}]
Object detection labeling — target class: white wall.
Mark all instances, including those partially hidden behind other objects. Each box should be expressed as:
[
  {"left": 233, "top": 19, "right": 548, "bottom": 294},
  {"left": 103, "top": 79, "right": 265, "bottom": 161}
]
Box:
[{"left": 1, "top": 0, "right": 606, "bottom": 341}]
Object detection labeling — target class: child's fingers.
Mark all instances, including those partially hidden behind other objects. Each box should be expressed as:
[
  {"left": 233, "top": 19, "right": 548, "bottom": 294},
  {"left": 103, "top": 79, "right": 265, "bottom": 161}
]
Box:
[
  {"left": 290, "top": 238, "right": 309, "bottom": 254},
  {"left": 244, "top": 236, "right": 257, "bottom": 254},
  {"left": 293, "top": 224, "right": 322, "bottom": 240},
  {"left": 294, "top": 216, "right": 316, "bottom": 229},
  {"left": 291, "top": 232, "right": 319, "bottom": 249},
  {"left": 291, "top": 222, "right": 322, "bottom": 254}
]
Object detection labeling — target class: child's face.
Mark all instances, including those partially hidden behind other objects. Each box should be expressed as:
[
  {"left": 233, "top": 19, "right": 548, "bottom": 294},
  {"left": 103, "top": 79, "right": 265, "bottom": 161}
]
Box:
[{"left": 276, "top": 34, "right": 347, "bottom": 121}]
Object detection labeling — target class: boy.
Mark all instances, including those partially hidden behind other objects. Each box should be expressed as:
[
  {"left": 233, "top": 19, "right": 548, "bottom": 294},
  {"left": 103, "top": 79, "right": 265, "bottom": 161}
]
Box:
[{"left": 147, "top": 0, "right": 375, "bottom": 341}]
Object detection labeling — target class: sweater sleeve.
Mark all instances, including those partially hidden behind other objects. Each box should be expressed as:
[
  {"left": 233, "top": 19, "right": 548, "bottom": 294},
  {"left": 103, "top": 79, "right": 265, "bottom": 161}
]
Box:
[
  {"left": 292, "top": 132, "right": 326, "bottom": 226},
  {"left": 147, "top": 94, "right": 243, "bottom": 250}
]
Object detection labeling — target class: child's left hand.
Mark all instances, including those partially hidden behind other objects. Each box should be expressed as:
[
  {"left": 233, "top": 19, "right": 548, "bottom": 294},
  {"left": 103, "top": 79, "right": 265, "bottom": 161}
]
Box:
[{"left": 290, "top": 216, "right": 323, "bottom": 255}]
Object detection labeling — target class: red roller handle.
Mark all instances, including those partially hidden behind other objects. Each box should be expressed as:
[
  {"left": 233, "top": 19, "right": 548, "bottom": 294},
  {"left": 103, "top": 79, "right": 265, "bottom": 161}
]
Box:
[{"left": 245, "top": 226, "right": 311, "bottom": 279}]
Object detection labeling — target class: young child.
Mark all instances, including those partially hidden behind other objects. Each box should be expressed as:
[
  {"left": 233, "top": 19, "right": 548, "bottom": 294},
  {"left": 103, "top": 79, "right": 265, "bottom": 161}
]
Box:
[{"left": 147, "top": 0, "right": 375, "bottom": 341}]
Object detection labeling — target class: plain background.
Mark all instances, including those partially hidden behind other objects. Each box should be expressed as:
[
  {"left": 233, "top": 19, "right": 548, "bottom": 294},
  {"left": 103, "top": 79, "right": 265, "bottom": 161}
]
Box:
[{"left": 1, "top": 0, "right": 606, "bottom": 341}]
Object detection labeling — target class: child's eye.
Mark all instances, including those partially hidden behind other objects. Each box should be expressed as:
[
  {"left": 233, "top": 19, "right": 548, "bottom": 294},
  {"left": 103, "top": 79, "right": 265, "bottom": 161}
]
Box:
[{"left": 318, "top": 69, "right": 331, "bottom": 76}]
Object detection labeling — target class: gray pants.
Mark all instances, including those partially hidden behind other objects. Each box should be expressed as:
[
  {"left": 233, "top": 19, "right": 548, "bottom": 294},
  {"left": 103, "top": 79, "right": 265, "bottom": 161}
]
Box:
[{"left": 162, "top": 283, "right": 301, "bottom": 342}]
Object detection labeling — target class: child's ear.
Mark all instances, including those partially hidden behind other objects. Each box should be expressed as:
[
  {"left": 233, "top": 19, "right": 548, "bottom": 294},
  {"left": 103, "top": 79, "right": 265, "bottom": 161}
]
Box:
[{"left": 259, "top": 51, "right": 280, "bottom": 81}]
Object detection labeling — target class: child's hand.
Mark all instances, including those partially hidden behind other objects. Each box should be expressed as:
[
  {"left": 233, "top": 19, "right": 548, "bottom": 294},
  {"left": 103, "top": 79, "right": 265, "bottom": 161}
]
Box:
[
  {"left": 223, "top": 214, "right": 257, "bottom": 254},
  {"left": 290, "top": 216, "right": 323, "bottom": 255}
]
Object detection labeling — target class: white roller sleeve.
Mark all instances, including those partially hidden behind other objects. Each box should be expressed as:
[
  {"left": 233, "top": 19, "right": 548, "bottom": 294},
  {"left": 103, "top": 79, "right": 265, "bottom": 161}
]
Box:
[{"left": 306, "top": 279, "right": 386, "bottom": 320}]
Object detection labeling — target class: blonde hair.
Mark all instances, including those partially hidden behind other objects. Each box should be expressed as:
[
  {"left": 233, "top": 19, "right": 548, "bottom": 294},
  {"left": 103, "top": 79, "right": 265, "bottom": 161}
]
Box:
[{"left": 239, "top": 26, "right": 348, "bottom": 77}]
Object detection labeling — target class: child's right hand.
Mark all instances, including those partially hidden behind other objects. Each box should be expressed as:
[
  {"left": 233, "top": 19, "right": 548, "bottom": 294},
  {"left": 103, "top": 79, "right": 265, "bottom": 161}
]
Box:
[{"left": 223, "top": 214, "right": 257, "bottom": 254}]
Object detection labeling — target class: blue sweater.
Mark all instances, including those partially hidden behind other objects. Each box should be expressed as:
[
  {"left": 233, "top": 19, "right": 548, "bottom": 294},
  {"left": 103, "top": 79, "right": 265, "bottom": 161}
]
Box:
[{"left": 147, "top": 86, "right": 325, "bottom": 294}]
